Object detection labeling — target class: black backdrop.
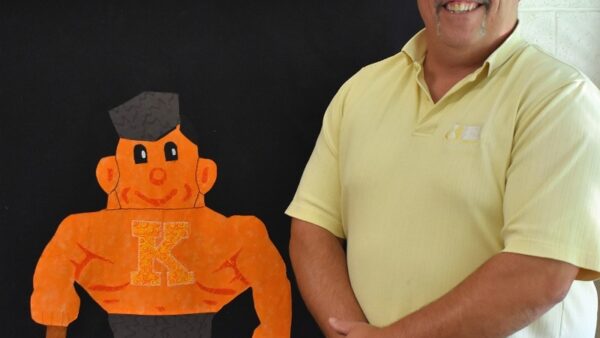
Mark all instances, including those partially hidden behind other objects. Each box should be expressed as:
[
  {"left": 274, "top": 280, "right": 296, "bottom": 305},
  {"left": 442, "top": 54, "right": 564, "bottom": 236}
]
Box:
[{"left": 0, "top": 2, "right": 421, "bottom": 337}]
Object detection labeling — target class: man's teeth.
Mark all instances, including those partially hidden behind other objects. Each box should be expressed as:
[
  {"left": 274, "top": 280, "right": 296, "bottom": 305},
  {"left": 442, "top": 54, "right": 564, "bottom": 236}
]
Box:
[{"left": 445, "top": 2, "right": 479, "bottom": 13}]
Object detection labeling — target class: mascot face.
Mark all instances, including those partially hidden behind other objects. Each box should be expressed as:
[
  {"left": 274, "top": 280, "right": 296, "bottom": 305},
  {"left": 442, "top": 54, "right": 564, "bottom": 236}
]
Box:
[{"left": 96, "top": 125, "right": 217, "bottom": 209}]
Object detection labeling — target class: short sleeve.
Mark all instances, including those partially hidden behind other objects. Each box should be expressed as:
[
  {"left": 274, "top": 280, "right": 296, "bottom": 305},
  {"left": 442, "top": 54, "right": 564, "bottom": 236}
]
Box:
[
  {"left": 285, "top": 78, "right": 355, "bottom": 238},
  {"left": 502, "top": 80, "right": 600, "bottom": 280}
]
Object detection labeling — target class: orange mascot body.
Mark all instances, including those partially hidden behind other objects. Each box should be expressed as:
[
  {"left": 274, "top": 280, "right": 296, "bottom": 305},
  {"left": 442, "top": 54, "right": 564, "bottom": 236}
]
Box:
[{"left": 31, "top": 92, "right": 291, "bottom": 338}]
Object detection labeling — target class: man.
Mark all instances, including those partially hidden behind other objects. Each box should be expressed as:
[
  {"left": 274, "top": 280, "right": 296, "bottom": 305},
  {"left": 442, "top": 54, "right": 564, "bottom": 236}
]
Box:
[
  {"left": 287, "top": 1, "right": 600, "bottom": 337},
  {"left": 32, "top": 92, "right": 291, "bottom": 338}
]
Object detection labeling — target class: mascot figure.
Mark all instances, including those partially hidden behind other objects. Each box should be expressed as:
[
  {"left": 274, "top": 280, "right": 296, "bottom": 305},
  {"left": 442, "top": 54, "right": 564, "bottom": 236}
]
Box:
[{"left": 31, "top": 92, "right": 291, "bottom": 338}]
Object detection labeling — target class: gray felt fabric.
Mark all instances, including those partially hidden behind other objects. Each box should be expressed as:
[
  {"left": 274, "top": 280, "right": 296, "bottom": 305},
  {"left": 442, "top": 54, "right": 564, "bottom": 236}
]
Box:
[
  {"left": 109, "top": 92, "right": 180, "bottom": 141},
  {"left": 108, "top": 313, "right": 214, "bottom": 338}
]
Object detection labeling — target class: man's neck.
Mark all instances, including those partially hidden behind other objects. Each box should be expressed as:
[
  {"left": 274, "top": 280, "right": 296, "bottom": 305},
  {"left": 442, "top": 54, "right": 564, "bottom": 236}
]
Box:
[{"left": 423, "top": 28, "right": 514, "bottom": 103}]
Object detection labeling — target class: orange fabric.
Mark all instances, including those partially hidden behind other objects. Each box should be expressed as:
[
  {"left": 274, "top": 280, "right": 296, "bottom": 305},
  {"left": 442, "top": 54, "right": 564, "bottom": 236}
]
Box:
[{"left": 31, "top": 126, "right": 291, "bottom": 337}]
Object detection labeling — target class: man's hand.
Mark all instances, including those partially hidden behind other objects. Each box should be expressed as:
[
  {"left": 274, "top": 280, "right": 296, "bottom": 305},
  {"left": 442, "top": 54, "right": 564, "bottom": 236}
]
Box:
[{"left": 329, "top": 318, "right": 387, "bottom": 338}]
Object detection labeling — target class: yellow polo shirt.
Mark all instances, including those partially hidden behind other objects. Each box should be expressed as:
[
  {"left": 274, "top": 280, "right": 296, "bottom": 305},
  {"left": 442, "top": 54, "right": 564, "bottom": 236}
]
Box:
[{"left": 286, "top": 28, "right": 600, "bottom": 337}]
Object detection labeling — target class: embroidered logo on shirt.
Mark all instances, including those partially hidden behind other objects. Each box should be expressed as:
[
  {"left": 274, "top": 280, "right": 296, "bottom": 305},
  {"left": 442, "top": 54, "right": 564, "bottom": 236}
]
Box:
[
  {"left": 130, "top": 220, "right": 195, "bottom": 287},
  {"left": 445, "top": 124, "right": 482, "bottom": 142}
]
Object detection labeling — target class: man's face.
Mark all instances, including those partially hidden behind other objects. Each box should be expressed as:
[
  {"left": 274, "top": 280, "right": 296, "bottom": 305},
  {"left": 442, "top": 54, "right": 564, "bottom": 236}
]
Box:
[{"left": 417, "top": 0, "right": 519, "bottom": 50}]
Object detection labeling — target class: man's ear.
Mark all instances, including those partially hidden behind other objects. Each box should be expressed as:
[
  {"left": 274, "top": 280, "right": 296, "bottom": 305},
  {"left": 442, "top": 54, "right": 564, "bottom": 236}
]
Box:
[
  {"left": 96, "top": 156, "right": 119, "bottom": 193},
  {"left": 196, "top": 158, "right": 217, "bottom": 194}
]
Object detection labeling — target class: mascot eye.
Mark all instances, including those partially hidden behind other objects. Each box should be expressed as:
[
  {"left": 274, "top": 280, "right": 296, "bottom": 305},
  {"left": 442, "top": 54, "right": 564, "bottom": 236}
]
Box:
[
  {"left": 164, "top": 142, "right": 178, "bottom": 161},
  {"left": 134, "top": 144, "right": 148, "bottom": 164}
]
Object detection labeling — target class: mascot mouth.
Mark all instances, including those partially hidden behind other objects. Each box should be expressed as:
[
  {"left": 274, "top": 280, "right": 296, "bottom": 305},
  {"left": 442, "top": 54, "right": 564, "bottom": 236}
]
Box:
[
  {"left": 120, "top": 184, "right": 194, "bottom": 206},
  {"left": 134, "top": 189, "right": 177, "bottom": 206}
]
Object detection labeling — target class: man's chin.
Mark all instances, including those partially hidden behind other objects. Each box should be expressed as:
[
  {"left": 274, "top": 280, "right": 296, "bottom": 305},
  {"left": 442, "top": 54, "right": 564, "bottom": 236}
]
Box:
[{"left": 436, "top": 30, "right": 486, "bottom": 50}]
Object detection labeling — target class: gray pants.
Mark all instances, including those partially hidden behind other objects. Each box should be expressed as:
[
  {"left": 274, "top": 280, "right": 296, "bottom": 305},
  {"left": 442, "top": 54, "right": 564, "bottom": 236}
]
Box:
[{"left": 108, "top": 313, "right": 215, "bottom": 338}]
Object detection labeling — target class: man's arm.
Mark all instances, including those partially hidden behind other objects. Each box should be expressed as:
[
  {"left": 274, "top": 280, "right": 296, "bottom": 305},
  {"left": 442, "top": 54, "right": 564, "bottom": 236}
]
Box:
[
  {"left": 289, "top": 218, "right": 367, "bottom": 338},
  {"left": 330, "top": 252, "right": 579, "bottom": 338}
]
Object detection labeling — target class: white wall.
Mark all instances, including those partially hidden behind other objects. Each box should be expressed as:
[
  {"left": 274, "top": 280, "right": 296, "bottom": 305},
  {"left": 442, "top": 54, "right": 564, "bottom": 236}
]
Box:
[
  {"left": 518, "top": 1, "right": 600, "bottom": 336},
  {"left": 518, "top": 0, "right": 600, "bottom": 86}
]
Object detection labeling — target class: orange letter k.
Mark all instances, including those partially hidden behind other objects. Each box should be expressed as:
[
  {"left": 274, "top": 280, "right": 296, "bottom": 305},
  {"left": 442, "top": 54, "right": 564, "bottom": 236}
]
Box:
[{"left": 130, "top": 221, "right": 195, "bottom": 286}]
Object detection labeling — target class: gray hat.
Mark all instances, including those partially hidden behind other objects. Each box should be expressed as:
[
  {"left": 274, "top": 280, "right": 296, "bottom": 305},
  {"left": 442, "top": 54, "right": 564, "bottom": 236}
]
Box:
[{"left": 109, "top": 92, "right": 180, "bottom": 141}]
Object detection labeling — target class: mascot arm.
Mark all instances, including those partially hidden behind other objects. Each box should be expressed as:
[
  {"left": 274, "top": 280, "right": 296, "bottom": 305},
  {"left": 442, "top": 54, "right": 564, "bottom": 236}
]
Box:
[
  {"left": 235, "top": 216, "right": 291, "bottom": 338},
  {"left": 31, "top": 215, "right": 81, "bottom": 329}
]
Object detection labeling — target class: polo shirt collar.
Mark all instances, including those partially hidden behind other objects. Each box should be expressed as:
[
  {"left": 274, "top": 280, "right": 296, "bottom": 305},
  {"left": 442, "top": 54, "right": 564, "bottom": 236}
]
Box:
[
  {"left": 484, "top": 22, "right": 527, "bottom": 76},
  {"left": 401, "top": 23, "right": 527, "bottom": 78},
  {"left": 402, "top": 28, "right": 428, "bottom": 65}
]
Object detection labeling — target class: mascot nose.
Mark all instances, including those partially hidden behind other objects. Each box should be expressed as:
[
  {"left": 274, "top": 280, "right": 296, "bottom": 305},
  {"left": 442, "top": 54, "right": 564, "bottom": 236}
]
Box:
[{"left": 149, "top": 168, "right": 167, "bottom": 185}]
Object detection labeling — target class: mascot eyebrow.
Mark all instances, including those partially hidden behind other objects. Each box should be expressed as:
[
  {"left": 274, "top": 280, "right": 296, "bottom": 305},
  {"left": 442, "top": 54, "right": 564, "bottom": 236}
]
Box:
[{"left": 31, "top": 92, "right": 292, "bottom": 338}]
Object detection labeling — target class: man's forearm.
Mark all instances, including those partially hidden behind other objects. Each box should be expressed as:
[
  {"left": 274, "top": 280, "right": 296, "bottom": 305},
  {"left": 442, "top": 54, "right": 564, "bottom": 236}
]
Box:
[
  {"left": 383, "top": 252, "right": 579, "bottom": 338},
  {"left": 289, "top": 218, "right": 366, "bottom": 337}
]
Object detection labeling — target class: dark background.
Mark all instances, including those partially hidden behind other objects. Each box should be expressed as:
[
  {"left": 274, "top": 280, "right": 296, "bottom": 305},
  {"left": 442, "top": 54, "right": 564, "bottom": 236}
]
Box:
[{"left": 0, "top": 1, "right": 421, "bottom": 337}]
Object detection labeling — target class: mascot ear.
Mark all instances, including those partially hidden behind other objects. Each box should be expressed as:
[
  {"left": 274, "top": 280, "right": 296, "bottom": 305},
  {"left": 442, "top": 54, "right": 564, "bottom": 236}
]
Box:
[
  {"left": 96, "top": 156, "right": 119, "bottom": 193},
  {"left": 196, "top": 158, "right": 217, "bottom": 194}
]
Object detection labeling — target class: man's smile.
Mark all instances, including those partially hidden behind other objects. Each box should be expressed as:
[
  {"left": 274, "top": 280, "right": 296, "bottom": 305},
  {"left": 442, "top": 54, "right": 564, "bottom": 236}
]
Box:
[{"left": 437, "top": 1, "right": 488, "bottom": 14}]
